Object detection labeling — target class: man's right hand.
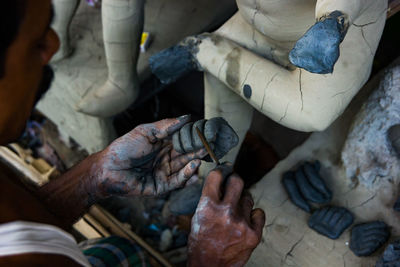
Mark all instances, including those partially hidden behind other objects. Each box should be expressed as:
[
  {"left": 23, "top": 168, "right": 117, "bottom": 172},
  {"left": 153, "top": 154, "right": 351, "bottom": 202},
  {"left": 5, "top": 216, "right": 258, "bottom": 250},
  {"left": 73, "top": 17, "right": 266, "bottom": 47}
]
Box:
[{"left": 188, "top": 164, "right": 266, "bottom": 267}]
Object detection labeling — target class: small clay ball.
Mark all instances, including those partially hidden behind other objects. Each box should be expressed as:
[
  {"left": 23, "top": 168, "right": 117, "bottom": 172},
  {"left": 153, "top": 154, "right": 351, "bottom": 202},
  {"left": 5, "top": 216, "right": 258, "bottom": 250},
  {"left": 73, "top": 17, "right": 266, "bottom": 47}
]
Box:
[{"left": 243, "top": 84, "right": 252, "bottom": 99}]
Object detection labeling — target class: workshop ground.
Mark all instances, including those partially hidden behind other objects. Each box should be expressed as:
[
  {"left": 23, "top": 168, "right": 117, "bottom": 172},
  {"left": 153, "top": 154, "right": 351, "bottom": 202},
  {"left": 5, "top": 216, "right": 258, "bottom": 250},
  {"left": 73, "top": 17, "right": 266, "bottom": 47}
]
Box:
[{"left": 22, "top": 2, "right": 400, "bottom": 266}]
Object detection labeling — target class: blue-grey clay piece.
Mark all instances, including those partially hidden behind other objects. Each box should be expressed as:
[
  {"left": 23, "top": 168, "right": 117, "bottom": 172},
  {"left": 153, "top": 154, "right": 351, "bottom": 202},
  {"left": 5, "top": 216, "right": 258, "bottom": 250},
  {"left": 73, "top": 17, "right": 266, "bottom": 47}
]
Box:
[
  {"left": 295, "top": 167, "right": 330, "bottom": 204},
  {"left": 388, "top": 124, "right": 400, "bottom": 156},
  {"left": 243, "top": 84, "right": 252, "bottom": 99},
  {"left": 282, "top": 171, "right": 311, "bottom": 213},
  {"left": 394, "top": 196, "right": 400, "bottom": 212},
  {"left": 308, "top": 206, "right": 354, "bottom": 239},
  {"left": 313, "top": 160, "right": 321, "bottom": 171},
  {"left": 302, "top": 162, "right": 332, "bottom": 203},
  {"left": 376, "top": 240, "right": 400, "bottom": 267},
  {"left": 172, "top": 117, "right": 238, "bottom": 161},
  {"left": 203, "top": 117, "right": 239, "bottom": 159},
  {"left": 350, "top": 221, "right": 390, "bottom": 257},
  {"left": 169, "top": 182, "right": 203, "bottom": 215},
  {"left": 289, "top": 11, "right": 348, "bottom": 74},
  {"left": 282, "top": 161, "right": 331, "bottom": 211},
  {"left": 149, "top": 44, "right": 199, "bottom": 84}
]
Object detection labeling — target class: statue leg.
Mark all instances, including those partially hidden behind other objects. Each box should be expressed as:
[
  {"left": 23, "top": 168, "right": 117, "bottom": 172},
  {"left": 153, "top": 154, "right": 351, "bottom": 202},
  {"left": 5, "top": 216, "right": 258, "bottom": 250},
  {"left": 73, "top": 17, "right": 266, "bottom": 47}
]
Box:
[
  {"left": 51, "top": 0, "right": 81, "bottom": 62},
  {"left": 199, "top": 73, "right": 254, "bottom": 177},
  {"left": 76, "top": 0, "right": 144, "bottom": 117}
]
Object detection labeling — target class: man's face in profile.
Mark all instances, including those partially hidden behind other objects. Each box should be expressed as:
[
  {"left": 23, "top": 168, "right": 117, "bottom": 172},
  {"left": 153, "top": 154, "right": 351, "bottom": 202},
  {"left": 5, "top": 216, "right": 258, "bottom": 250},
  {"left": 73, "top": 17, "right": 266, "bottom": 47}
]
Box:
[{"left": 0, "top": 0, "right": 59, "bottom": 144}]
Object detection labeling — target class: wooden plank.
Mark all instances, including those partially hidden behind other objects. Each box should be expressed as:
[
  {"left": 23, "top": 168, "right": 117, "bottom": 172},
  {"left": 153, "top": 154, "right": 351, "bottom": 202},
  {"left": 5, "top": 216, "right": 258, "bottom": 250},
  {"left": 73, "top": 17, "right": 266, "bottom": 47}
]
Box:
[{"left": 73, "top": 219, "right": 103, "bottom": 239}]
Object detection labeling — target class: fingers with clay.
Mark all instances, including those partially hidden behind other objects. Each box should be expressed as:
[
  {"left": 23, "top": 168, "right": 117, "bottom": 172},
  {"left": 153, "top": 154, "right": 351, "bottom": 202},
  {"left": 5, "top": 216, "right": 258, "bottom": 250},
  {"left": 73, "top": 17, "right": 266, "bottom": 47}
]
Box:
[
  {"left": 97, "top": 115, "right": 209, "bottom": 198},
  {"left": 188, "top": 163, "right": 265, "bottom": 267},
  {"left": 172, "top": 117, "right": 239, "bottom": 161}
]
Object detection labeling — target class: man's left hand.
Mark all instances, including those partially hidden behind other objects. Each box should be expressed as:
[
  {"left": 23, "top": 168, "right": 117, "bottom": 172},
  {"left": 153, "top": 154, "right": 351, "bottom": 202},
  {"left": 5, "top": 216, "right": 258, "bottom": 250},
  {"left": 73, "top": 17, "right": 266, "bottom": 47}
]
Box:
[{"left": 94, "top": 115, "right": 207, "bottom": 198}]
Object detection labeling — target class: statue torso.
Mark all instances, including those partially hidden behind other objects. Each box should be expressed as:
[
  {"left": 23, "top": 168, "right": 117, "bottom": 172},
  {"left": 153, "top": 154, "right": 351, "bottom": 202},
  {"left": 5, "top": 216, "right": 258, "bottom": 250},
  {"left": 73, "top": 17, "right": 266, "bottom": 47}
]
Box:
[{"left": 236, "top": 0, "right": 317, "bottom": 42}]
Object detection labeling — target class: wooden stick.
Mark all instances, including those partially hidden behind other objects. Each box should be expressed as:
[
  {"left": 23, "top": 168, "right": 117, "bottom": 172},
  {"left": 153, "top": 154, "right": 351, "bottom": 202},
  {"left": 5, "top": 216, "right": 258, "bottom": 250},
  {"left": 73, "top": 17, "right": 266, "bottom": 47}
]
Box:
[
  {"left": 195, "top": 127, "right": 220, "bottom": 165},
  {"left": 83, "top": 214, "right": 111, "bottom": 237},
  {"left": 73, "top": 219, "right": 103, "bottom": 239}
]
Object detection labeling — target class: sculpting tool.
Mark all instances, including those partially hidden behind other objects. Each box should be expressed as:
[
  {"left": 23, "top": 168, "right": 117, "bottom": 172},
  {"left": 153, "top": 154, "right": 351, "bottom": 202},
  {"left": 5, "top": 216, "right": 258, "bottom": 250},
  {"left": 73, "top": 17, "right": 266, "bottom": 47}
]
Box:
[{"left": 195, "top": 127, "right": 220, "bottom": 165}]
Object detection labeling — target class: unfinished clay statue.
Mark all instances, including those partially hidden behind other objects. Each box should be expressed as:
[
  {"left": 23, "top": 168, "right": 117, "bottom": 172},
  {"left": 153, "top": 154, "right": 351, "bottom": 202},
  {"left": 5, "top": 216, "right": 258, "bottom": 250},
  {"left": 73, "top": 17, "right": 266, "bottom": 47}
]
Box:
[
  {"left": 151, "top": 0, "right": 388, "bottom": 174},
  {"left": 52, "top": 0, "right": 237, "bottom": 118},
  {"left": 282, "top": 161, "right": 332, "bottom": 212},
  {"left": 52, "top": 0, "right": 144, "bottom": 117},
  {"left": 350, "top": 221, "right": 390, "bottom": 257},
  {"left": 376, "top": 240, "right": 400, "bottom": 267},
  {"left": 172, "top": 117, "right": 239, "bottom": 160},
  {"left": 308, "top": 206, "right": 354, "bottom": 240}
]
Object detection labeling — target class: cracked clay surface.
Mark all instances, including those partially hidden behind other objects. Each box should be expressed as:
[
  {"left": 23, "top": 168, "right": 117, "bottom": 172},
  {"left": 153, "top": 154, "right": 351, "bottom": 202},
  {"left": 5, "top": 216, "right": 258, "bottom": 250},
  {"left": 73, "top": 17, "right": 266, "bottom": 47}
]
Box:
[{"left": 246, "top": 63, "right": 400, "bottom": 266}]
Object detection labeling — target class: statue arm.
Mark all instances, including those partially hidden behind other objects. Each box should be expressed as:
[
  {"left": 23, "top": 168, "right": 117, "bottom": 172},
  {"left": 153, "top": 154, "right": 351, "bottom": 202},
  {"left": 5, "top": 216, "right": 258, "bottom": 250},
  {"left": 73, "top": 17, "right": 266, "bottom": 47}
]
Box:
[
  {"left": 191, "top": 22, "right": 384, "bottom": 132},
  {"left": 193, "top": 35, "right": 334, "bottom": 132}
]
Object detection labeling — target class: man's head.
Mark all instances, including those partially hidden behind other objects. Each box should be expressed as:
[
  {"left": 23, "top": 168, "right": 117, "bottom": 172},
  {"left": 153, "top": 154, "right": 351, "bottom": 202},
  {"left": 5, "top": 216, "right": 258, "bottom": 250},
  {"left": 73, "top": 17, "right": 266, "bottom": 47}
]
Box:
[{"left": 0, "top": 0, "right": 59, "bottom": 144}]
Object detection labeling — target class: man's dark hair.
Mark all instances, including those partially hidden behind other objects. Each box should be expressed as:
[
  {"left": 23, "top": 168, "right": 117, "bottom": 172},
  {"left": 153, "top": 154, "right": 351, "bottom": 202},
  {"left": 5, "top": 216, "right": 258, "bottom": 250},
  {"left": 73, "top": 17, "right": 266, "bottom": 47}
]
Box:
[{"left": 0, "top": 0, "right": 27, "bottom": 78}]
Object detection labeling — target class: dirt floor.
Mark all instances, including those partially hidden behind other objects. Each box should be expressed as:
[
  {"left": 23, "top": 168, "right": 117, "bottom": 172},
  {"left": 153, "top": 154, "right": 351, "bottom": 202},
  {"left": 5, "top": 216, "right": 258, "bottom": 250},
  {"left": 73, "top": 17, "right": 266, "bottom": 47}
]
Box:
[{"left": 24, "top": 7, "right": 400, "bottom": 266}]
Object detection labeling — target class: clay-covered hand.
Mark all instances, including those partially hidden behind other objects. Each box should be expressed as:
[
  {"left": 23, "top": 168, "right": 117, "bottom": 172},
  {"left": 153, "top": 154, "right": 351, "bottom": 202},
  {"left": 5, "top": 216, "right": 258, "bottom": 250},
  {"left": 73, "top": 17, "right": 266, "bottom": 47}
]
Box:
[
  {"left": 289, "top": 11, "right": 349, "bottom": 74},
  {"left": 95, "top": 115, "right": 207, "bottom": 198},
  {"left": 173, "top": 117, "right": 239, "bottom": 161},
  {"left": 188, "top": 164, "right": 265, "bottom": 267}
]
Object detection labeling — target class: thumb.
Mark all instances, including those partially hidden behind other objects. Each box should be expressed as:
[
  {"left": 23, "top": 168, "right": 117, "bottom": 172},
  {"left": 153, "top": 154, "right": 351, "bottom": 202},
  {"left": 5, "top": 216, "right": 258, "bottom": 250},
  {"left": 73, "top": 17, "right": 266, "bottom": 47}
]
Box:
[
  {"left": 251, "top": 208, "right": 266, "bottom": 238},
  {"left": 152, "top": 115, "right": 191, "bottom": 140}
]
